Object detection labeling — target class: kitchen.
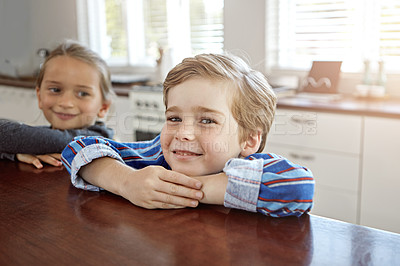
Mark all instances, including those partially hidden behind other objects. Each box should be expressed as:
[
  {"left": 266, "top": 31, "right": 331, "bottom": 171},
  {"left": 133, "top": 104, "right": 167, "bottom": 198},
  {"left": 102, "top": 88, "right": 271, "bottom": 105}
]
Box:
[{"left": 1, "top": 0, "right": 400, "bottom": 264}]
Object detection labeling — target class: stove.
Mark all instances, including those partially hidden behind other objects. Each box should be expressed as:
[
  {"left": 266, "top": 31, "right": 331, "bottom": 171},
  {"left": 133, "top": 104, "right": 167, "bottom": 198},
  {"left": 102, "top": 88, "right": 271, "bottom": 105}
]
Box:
[{"left": 129, "top": 85, "right": 165, "bottom": 141}]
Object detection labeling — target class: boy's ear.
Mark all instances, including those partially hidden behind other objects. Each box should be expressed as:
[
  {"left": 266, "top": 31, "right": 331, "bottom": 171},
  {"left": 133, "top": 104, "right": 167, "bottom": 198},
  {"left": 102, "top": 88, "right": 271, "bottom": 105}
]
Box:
[
  {"left": 36, "top": 86, "right": 43, "bottom": 110},
  {"left": 97, "top": 100, "right": 112, "bottom": 118},
  {"left": 240, "top": 129, "right": 262, "bottom": 157}
]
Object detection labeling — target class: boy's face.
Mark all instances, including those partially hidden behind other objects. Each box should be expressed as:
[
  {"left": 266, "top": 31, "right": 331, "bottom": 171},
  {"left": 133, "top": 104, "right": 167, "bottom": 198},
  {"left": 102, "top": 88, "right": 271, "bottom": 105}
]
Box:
[
  {"left": 36, "top": 56, "right": 110, "bottom": 130},
  {"left": 160, "top": 78, "right": 245, "bottom": 176}
]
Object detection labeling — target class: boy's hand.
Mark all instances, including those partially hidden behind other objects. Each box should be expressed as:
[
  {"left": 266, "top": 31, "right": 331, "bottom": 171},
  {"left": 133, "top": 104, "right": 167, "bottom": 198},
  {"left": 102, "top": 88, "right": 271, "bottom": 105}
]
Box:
[
  {"left": 120, "top": 165, "right": 204, "bottom": 209},
  {"left": 16, "top": 153, "right": 62, "bottom": 169},
  {"left": 79, "top": 157, "right": 204, "bottom": 210}
]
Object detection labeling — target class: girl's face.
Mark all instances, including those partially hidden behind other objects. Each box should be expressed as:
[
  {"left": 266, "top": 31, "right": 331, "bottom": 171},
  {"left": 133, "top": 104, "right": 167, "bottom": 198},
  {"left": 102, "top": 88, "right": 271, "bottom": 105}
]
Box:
[
  {"left": 36, "top": 56, "right": 110, "bottom": 130},
  {"left": 160, "top": 78, "right": 246, "bottom": 176}
]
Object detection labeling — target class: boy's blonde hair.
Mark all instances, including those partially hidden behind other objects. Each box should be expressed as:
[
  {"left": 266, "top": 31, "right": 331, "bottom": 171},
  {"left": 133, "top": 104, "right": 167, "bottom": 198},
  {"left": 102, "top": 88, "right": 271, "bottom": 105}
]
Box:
[
  {"left": 36, "top": 40, "right": 114, "bottom": 102},
  {"left": 163, "top": 53, "right": 276, "bottom": 152}
]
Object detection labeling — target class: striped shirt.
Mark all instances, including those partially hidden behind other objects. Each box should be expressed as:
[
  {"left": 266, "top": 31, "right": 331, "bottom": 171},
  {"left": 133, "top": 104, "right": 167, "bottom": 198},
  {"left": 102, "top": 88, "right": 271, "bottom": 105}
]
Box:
[{"left": 61, "top": 135, "right": 314, "bottom": 217}]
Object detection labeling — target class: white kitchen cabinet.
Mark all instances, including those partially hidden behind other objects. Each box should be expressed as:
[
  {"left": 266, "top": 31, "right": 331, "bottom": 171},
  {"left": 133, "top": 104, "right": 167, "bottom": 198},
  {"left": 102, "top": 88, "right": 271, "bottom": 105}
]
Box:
[
  {"left": 0, "top": 85, "right": 48, "bottom": 125},
  {"left": 265, "top": 109, "right": 363, "bottom": 223},
  {"left": 360, "top": 117, "right": 400, "bottom": 233}
]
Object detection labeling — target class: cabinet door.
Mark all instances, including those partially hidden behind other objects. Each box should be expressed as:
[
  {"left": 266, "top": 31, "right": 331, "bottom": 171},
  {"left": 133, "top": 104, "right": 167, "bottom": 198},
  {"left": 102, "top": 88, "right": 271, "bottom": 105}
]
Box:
[
  {"left": 361, "top": 117, "right": 400, "bottom": 233},
  {"left": 267, "top": 143, "right": 360, "bottom": 223}
]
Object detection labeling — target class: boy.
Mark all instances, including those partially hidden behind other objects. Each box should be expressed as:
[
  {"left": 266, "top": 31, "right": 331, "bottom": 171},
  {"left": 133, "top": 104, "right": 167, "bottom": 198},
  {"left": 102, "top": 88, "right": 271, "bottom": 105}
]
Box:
[{"left": 62, "top": 53, "right": 314, "bottom": 217}]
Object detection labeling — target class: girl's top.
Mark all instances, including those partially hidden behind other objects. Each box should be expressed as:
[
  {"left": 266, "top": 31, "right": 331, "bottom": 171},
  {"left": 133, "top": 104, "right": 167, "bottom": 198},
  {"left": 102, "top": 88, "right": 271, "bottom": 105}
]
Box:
[
  {"left": 61, "top": 135, "right": 315, "bottom": 217},
  {"left": 0, "top": 119, "right": 114, "bottom": 161}
]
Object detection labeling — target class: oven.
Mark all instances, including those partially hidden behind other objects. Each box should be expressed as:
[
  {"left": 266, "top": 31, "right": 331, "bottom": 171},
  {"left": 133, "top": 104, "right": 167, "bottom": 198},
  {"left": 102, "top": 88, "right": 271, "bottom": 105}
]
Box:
[{"left": 129, "top": 85, "right": 165, "bottom": 141}]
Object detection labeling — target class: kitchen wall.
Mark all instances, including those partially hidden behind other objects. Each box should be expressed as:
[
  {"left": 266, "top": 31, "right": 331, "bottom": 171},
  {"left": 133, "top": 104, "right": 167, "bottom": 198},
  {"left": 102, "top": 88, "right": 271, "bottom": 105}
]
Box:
[{"left": 0, "top": 0, "right": 78, "bottom": 76}]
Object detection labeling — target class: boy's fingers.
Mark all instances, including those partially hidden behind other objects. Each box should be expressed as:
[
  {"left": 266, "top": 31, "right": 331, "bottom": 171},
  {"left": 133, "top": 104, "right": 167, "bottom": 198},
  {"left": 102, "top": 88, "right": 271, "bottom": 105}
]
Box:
[
  {"left": 158, "top": 181, "right": 203, "bottom": 201},
  {"left": 159, "top": 170, "right": 202, "bottom": 190},
  {"left": 153, "top": 191, "right": 199, "bottom": 208}
]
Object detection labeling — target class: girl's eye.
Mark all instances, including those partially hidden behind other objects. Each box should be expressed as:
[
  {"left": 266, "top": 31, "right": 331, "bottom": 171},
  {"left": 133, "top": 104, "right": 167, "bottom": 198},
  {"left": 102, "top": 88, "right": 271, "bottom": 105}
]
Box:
[
  {"left": 49, "top": 87, "right": 61, "bottom": 93},
  {"left": 200, "top": 118, "right": 215, "bottom": 124}
]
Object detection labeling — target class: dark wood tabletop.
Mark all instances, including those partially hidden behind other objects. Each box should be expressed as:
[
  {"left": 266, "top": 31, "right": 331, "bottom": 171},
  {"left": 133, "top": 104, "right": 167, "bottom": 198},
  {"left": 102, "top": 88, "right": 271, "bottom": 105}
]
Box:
[{"left": 1, "top": 160, "right": 400, "bottom": 265}]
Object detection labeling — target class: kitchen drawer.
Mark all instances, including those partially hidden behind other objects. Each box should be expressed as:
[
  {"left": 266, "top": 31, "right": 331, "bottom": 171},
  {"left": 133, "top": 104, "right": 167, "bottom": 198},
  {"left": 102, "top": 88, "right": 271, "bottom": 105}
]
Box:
[
  {"left": 268, "top": 109, "right": 362, "bottom": 154},
  {"left": 266, "top": 143, "right": 360, "bottom": 193}
]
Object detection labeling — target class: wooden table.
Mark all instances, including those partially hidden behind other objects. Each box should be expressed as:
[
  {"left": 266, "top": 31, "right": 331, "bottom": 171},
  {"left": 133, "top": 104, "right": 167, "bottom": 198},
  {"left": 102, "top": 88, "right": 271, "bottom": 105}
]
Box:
[{"left": 1, "top": 160, "right": 399, "bottom": 265}]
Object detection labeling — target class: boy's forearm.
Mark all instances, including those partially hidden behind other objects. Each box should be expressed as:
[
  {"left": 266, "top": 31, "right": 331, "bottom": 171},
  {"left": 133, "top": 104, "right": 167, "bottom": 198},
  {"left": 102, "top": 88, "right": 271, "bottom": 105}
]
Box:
[
  {"left": 194, "top": 172, "right": 228, "bottom": 205},
  {"left": 79, "top": 157, "right": 128, "bottom": 196}
]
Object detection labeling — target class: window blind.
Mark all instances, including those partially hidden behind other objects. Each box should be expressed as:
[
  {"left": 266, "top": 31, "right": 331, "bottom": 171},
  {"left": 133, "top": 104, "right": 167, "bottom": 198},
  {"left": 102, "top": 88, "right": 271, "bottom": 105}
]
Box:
[
  {"left": 81, "top": 0, "right": 224, "bottom": 67},
  {"left": 379, "top": 1, "right": 400, "bottom": 69},
  {"left": 268, "top": 0, "right": 400, "bottom": 72}
]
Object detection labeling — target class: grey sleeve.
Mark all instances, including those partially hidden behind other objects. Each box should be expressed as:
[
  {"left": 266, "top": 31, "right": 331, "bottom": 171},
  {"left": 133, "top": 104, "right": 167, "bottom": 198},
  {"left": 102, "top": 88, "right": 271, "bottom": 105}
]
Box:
[
  {"left": 0, "top": 152, "right": 16, "bottom": 161},
  {"left": 0, "top": 119, "right": 114, "bottom": 155}
]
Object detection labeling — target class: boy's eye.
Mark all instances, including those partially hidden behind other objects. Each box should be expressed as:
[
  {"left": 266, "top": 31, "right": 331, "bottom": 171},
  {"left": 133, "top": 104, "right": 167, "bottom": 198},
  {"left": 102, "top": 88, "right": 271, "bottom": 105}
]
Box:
[
  {"left": 200, "top": 118, "right": 216, "bottom": 124},
  {"left": 167, "top": 116, "right": 181, "bottom": 122},
  {"left": 77, "top": 91, "right": 90, "bottom": 97}
]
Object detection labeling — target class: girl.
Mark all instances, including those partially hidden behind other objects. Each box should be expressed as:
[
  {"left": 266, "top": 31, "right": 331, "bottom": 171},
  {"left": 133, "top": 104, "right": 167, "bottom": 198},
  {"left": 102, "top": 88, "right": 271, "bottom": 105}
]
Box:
[{"left": 0, "top": 40, "right": 114, "bottom": 168}]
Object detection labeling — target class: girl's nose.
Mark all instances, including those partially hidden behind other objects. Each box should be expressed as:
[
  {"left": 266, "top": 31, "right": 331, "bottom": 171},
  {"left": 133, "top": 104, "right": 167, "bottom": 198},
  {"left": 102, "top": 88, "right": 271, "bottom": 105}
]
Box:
[{"left": 58, "top": 92, "right": 75, "bottom": 108}]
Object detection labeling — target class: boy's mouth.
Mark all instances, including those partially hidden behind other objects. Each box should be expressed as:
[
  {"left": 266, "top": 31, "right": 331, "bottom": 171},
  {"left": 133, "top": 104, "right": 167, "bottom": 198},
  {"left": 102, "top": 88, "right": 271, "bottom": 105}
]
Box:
[{"left": 172, "top": 150, "right": 202, "bottom": 157}]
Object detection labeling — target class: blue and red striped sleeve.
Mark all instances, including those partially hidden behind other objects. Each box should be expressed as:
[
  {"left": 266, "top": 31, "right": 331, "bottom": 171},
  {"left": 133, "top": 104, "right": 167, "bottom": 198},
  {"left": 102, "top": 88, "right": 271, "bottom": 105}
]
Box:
[
  {"left": 61, "top": 135, "right": 168, "bottom": 191},
  {"left": 223, "top": 153, "right": 314, "bottom": 217}
]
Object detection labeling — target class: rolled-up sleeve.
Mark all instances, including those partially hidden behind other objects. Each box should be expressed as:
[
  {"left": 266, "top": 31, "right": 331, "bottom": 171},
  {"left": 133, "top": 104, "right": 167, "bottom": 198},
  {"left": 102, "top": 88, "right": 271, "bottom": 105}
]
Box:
[
  {"left": 223, "top": 153, "right": 315, "bottom": 217},
  {"left": 223, "top": 158, "right": 264, "bottom": 212},
  {"left": 62, "top": 136, "right": 124, "bottom": 191}
]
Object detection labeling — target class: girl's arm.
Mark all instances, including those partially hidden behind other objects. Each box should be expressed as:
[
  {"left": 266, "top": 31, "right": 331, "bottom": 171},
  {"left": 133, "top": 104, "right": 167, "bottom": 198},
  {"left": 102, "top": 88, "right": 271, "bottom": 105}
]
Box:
[{"left": 0, "top": 119, "right": 113, "bottom": 155}]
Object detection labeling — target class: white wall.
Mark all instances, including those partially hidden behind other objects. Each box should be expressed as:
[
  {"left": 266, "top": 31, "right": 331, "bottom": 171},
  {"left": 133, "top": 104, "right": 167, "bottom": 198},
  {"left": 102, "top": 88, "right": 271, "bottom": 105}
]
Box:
[
  {"left": 0, "top": 0, "right": 32, "bottom": 76},
  {"left": 224, "top": 0, "right": 266, "bottom": 73},
  {"left": 0, "top": 0, "right": 78, "bottom": 77}
]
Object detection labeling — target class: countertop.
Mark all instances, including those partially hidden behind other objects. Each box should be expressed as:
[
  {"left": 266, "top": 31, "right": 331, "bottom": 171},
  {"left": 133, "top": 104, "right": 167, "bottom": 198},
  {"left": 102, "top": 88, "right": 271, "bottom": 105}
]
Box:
[
  {"left": 277, "top": 94, "right": 400, "bottom": 119},
  {"left": 1, "top": 159, "right": 400, "bottom": 265}
]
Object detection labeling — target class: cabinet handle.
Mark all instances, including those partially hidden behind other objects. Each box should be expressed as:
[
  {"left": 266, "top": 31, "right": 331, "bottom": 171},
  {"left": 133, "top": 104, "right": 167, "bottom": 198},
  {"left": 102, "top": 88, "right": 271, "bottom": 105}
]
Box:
[
  {"left": 289, "top": 153, "right": 315, "bottom": 161},
  {"left": 291, "top": 116, "right": 313, "bottom": 124}
]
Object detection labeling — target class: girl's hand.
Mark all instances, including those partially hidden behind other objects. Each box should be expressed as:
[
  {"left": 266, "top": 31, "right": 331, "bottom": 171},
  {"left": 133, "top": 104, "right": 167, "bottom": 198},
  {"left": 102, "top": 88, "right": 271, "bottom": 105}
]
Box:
[
  {"left": 16, "top": 153, "right": 62, "bottom": 169},
  {"left": 120, "top": 165, "right": 204, "bottom": 209}
]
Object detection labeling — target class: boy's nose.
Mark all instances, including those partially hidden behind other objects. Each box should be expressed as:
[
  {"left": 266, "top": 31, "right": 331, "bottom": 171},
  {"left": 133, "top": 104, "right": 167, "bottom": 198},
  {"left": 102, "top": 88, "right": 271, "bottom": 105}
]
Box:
[{"left": 175, "top": 123, "right": 195, "bottom": 141}]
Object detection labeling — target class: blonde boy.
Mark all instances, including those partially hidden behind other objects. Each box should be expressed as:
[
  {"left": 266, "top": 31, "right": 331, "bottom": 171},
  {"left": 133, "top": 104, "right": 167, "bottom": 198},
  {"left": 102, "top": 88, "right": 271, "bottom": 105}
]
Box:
[{"left": 62, "top": 54, "right": 314, "bottom": 217}]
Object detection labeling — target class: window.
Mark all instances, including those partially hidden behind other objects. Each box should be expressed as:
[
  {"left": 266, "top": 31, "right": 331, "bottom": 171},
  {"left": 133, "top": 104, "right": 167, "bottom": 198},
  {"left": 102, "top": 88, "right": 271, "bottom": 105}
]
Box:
[
  {"left": 266, "top": 0, "right": 400, "bottom": 72},
  {"left": 77, "top": 0, "right": 224, "bottom": 68}
]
